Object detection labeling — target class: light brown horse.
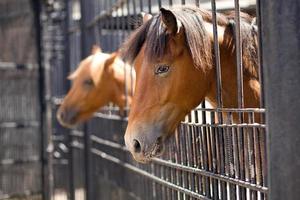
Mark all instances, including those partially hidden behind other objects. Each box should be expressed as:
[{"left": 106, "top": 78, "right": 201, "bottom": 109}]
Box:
[
  {"left": 57, "top": 45, "right": 135, "bottom": 128},
  {"left": 121, "top": 6, "right": 259, "bottom": 163}
]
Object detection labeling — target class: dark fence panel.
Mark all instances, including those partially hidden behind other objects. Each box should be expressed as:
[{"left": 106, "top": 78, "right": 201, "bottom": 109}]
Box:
[
  {"left": 260, "top": 0, "right": 300, "bottom": 199},
  {"left": 0, "top": 67, "right": 42, "bottom": 199}
]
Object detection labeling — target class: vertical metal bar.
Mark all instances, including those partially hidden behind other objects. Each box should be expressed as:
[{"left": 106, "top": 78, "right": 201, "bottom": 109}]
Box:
[
  {"left": 157, "top": 0, "right": 162, "bottom": 9},
  {"left": 234, "top": 0, "right": 244, "bottom": 109},
  {"left": 64, "top": 1, "right": 75, "bottom": 200},
  {"left": 80, "top": 0, "right": 93, "bottom": 200},
  {"left": 210, "top": 112, "right": 219, "bottom": 199},
  {"left": 229, "top": 112, "right": 238, "bottom": 200},
  {"left": 200, "top": 102, "right": 210, "bottom": 198},
  {"left": 211, "top": 0, "right": 223, "bottom": 109},
  {"left": 210, "top": 1, "right": 227, "bottom": 197},
  {"left": 108, "top": 0, "right": 113, "bottom": 52},
  {"left": 68, "top": 132, "right": 75, "bottom": 200},
  {"left": 139, "top": 0, "right": 144, "bottom": 12},
  {"left": 43, "top": 7, "right": 55, "bottom": 200},
  {"left": 256, "top": 0, "right": 264, "bottom": 109},
  {"left": 31, "top": 1, "right": 46, "bottom": 199},
  {"left": 234, "top": 2, "right": 246, "bottom": 199},
  {"left": 248, "top": 112, "right": 257, "bottom": 200},
  {"left": 148, "top": 0, "right": 152, "bottom": 14},
  {"left": 84, "top": 125, "right": 92, "bottom": 200}
]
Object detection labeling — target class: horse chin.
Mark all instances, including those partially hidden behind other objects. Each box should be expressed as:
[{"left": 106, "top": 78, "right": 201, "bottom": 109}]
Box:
[{"left": 58, "top": 119, "right": 77, "bottom": 129}]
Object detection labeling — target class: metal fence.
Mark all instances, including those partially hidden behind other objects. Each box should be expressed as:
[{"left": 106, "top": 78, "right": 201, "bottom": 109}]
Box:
[
  {"left": 0, "top": 0, "right": 44, "bottom": 199},
  {"left": 0, "top": 65, "right": 43, "bottom": 199},
  {"left": 41, "top": 0, "right": 269, "bottom": 200}
]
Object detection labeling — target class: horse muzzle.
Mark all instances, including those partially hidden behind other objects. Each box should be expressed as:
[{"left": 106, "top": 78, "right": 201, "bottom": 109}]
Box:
[
  {"left": 56, "top": 107, "right": 79, "bottom": 128},
  {"left": 125, "top": 125, "right": 166, "bottom": 163}
]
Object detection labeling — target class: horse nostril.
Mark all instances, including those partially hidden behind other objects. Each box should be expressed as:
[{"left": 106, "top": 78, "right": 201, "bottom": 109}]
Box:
[
  {"left": 58, "top": 111, "right": 64, "bottom": 121},
  {"left": 133, "top": 139, "right": 141, "bottom": 153}
]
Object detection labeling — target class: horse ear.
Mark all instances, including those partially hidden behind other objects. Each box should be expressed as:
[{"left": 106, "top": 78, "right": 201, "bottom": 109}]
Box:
[
  {"left": 140, "top": 12, "right": 153, "bottom": 23},
  {"left": 160, "top": 8, "right": 181, "bottom": 34},
  {"left": 91, "top": 44, "right": 102, "bottom": 54},
  {"left": 67, "top": 71, "right": 77, "bottom": 80},
  {"left": 104, "top": 52, "right": 118, "bottom": 71}
]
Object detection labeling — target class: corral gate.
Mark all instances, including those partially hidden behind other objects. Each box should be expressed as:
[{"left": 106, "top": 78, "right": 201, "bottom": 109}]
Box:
[{"left": 40, "top": 0, "right": 300, "bottom": 200}]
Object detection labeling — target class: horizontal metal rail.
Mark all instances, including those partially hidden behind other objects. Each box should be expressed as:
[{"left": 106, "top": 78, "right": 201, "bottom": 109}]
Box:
[
  {"left": 0, "top": 121, "right": 40, "bottom": 128},
  {"left": 90, "top": 135, "right": 267, "bottom": 193},
  {"left": 181, "top": 121, "right": 266, "bottom": 128},
  {"left": 152, "top": 158, "right": 268, "bottom": 193},
  {"left": 70, "top": 130, "right": 85, "bottom": 137},
  {"left": 0, "top": 156, "right": 40, "bottom": 165},
  {"left": 93, "top": 112, "right": 127, "bottom": 121},
  {"left": 71, "top": 141, "right": 84, "bottom": 149},
  {"left": 91, "top": 148, "right": 211, "bottom": 200},
  {"left": 0, "top": 62, "right": 37, "bottom": 69},
  {"left": 86, "top": 0, "right": 128, "bottom": 28},
  {"left": 195, "top": 107, "right": 265, "bottom": 113},
  {"left": 0, "top": 191, "right": 41, "bottom": 200},
  {"left": 53, "top": 159, "right": 68, "bottom": 165}
]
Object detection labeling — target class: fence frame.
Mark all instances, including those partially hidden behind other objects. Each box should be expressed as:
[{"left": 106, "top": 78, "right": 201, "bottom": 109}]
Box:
[{"left": 260, "top": 0, "right": 300, "bottom": 199}]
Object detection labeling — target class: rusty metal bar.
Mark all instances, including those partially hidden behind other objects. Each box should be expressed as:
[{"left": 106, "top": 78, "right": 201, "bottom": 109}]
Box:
[{"left": 234, "top": 0, "right": 244, "bottom": 109}]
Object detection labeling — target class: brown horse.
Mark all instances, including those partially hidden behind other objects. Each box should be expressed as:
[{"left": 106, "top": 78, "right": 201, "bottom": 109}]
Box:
[
  {"left": 57, "top": 45, "right": 135, "bottom": 128},
  {"left": 121, "top": 6, "right": 259, "bottom": 163}
]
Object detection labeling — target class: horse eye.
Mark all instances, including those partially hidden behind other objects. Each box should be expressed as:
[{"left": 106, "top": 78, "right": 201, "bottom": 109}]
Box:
[
  {"left": 84, "top": 79, "right": 93, "bottom": 86},
  {"left": 155, "top": 65, "right": 170, "bottom": 75}
]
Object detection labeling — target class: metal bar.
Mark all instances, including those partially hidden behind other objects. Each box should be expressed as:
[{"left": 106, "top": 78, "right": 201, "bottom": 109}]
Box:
[
  {"left": 90, "top": 135, "right": 268, "bottom": 193},
  {"left": 86, "top": 0, "right": 127, "bottom": 28},
  {"left": 0, "top": 121, "right": 39, "bottom": 128},
  {"left": 80, "top": 0, "right": 93, "bottom": 199},
  {"left": 43, "top": 6, "right": 55, "bottom": 200},
  {"left": 0, "top": 192, "right": 42, "bottom": 200},
  {"left": 260, "top": 0, "right": 300, "bottom": 199},
  {"left": 195, "top": 107, "right": 265, "bottom": 113},
  {"left": 63, "top": 1, "right": 75, "bottom": 200},
  {"left": 0, "top": 62, "right": 36, "bottom": 69},
  {"left": 157, "top": 0, "right": 162, "bottom": 9},
  {"left": 256, "top": 0, "right": 264, "bottom": 109},
  {"left": 91, "top": 148, "right": 212, "bottom": 200},
  {"left": 234, "top": 0, "right": 244, "bottom": 109},
  {"left": 211, "top": 0, "right": 223, "bottom": 109},
  {"left": 148, "top": 0, "right": 152, "bottom": 13},
  {"left": 181, "top": 122, "right": 266, "bottom": 128},
  {"left": 26, "top": 4, "right": 45, "bottom": 200},
  {"left": 67, "top": 131, "right": 75, "bottom": 200},
  {"left": 0, "top": 156, "right": 41, "bottom": 165}
]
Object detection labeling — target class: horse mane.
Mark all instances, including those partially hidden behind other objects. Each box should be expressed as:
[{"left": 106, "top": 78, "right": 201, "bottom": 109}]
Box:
[
  {"left": 121, "top": 6, "right": 258, "bottom": 78},
  {"left": 225, "top": 12, "right": 259, "bottom": 78}
]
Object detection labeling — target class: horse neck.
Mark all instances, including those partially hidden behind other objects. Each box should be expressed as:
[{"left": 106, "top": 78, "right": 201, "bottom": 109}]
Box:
[
  {"left": 110, "top": 59, "right": 135, "bottom": 110},
  {"left": 205, "top": 21, "right": 260, "bottom": 119}
]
